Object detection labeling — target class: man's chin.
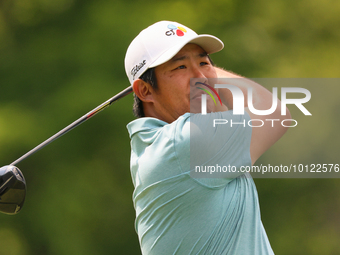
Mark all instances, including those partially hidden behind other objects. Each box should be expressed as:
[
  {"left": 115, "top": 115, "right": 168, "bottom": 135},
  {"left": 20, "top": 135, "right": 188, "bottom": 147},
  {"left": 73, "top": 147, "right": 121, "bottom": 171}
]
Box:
[
  {"left": 190, "top": 107, "right": 214, "bottom": 114},
  {"left": 189, "top": 104, "right": 202, "bottom": 114}
]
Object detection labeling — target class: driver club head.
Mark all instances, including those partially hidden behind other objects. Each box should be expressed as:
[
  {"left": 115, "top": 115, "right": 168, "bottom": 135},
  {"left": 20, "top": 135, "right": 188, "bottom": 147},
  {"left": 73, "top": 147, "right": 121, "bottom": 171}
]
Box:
[{"left": 0, "top": 165, "right": 26, "bottom": 215}]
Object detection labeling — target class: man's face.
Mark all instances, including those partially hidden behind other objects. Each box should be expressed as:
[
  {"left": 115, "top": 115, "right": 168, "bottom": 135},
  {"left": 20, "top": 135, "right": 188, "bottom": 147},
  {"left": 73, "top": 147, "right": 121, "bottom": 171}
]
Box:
[{"left": 152, "top": 43, "right": 218, "bottom": 123}]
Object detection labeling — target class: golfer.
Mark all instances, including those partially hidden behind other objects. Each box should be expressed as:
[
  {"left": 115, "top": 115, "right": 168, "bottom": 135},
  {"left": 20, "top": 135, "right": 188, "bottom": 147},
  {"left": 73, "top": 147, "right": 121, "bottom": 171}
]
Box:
[{"left": 125, "top": 20, "right": 289, "bottom": 255}]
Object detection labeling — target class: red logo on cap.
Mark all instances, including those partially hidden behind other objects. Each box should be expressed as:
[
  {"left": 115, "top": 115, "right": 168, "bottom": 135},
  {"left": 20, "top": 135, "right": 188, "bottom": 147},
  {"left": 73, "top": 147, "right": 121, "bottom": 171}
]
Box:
[{"left": 165, "top": 24, "right": 187, "bottom": 37}]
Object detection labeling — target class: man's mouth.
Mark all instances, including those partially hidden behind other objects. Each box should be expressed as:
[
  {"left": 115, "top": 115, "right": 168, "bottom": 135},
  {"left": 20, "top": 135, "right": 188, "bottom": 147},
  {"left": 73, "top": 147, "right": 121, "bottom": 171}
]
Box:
[{"left": 191, "top": 91, "right": 205, "bottom": 100}]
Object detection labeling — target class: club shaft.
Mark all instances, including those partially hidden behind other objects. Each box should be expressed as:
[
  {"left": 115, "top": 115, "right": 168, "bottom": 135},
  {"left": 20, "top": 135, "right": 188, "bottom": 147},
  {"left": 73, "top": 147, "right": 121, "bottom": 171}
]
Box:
[{"left": 10, "top": 86, "right": 133, "bottom": 166}]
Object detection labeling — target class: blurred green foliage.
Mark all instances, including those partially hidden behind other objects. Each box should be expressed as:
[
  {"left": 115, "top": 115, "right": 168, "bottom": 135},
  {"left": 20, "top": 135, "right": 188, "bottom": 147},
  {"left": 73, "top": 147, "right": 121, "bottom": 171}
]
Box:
[{"left": 0, "top": 0, "right": 339, "bottom": 254}]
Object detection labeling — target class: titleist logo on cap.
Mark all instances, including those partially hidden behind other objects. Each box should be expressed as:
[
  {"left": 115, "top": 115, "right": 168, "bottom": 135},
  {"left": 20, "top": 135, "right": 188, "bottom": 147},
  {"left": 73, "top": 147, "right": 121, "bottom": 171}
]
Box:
[{"left": 131, "top": 60, "right": 146, "bottom": 80}]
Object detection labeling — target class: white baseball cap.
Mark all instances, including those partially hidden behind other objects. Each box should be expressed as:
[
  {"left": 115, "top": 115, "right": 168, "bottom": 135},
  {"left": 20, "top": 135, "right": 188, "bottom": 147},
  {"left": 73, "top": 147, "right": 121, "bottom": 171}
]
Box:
[{"left": 124, "top": 20, "right": 224, "bottom": 84}]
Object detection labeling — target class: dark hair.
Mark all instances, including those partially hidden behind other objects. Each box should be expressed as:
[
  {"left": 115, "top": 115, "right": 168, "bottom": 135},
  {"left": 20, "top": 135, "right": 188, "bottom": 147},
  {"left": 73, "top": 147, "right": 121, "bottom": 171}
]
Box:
[
  {"left": 132, "top": 55, "right": 214, "bottom": 118},
  {"left": 133, "top": 68, "right": 158, "bottom": 118}
]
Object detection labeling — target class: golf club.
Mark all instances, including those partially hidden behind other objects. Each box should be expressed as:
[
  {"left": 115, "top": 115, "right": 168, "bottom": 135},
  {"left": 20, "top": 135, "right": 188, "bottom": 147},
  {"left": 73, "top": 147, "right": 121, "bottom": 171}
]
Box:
[
  {"left": 0, "top": 85, "right": 133, "bottom": 215},
  {"left": 0, "top": 165, "right": 26, "bottom": 215}
]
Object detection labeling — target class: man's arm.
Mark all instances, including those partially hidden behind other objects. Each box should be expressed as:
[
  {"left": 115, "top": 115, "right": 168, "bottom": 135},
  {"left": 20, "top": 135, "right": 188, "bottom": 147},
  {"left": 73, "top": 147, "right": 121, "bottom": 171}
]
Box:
[{"left": 214, "top": 67, "right": 291, "bottom": 165}]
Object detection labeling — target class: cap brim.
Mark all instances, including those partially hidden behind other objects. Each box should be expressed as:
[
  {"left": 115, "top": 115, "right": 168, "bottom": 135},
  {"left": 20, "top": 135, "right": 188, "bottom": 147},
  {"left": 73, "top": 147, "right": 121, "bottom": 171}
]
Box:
[{"left": 149, "top": 34, "right": 224, "bottom": 68}]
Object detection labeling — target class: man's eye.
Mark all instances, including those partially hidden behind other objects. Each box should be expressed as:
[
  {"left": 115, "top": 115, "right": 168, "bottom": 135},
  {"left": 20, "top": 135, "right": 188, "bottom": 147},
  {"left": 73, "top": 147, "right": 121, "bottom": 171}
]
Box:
[
  {"left": 175, "top": 65, "right": 186, "bottom": 70},
  {"left": 200, "top": 62, "right": 209, "bottom": 66}
]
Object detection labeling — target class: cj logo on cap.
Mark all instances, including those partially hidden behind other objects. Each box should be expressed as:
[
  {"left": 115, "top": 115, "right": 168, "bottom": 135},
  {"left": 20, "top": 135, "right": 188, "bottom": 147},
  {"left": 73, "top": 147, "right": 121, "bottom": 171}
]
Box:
[{"left": 165, "top": 24, "right": 187, "bottom": 36}]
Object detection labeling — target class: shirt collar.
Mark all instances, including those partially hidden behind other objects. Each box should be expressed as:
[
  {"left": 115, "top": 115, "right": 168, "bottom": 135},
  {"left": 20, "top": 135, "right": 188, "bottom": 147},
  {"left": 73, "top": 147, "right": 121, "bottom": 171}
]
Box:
[{"left": 127, "top": 117, "right": 168, "bottom": 138}]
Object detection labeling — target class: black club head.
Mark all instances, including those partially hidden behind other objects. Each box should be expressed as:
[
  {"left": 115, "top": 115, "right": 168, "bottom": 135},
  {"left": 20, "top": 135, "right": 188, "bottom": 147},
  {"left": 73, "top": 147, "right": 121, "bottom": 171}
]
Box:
[{"left": 0, "top": 166, "right": 26, "bottom": 215}]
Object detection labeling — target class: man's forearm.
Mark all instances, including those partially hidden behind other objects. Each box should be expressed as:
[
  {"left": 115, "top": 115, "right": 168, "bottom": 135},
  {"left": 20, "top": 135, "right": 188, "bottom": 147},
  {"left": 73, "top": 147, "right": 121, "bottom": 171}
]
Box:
[
  {"left": 214, "top": 67, "right": 276, "bottom": 114},
  {"left": 214, "top": 67, "right": 291, "bottom": 164}
]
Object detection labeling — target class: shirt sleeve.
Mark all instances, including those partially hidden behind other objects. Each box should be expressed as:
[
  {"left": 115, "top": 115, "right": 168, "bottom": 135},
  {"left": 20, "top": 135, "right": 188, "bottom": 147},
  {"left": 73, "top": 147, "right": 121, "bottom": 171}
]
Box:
[{"left": 188, "top": 110, "right": 252, "bottom": 188}]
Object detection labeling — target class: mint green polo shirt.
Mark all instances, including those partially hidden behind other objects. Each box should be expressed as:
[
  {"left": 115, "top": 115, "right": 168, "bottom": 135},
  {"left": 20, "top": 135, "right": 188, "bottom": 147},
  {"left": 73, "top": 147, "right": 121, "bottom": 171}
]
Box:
[{"left": 127, "top": 111, "right": 274, "bottom": 255}]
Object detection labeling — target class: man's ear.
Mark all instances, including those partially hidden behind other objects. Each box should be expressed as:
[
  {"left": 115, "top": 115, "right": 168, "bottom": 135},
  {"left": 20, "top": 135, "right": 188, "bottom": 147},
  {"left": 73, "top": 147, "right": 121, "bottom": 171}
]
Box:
[{"left": 132, "top": 79, "right": 154, "bottom": 103}]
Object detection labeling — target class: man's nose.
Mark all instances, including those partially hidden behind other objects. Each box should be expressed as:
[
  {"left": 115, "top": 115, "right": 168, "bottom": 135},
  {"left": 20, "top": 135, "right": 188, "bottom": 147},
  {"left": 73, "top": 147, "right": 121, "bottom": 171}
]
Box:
[
  {"left": 192, "top": 67, "right": 206, "bottom": 79},
  {"left": 190, "top": 68, "right": 207, "bottom": 87}
]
